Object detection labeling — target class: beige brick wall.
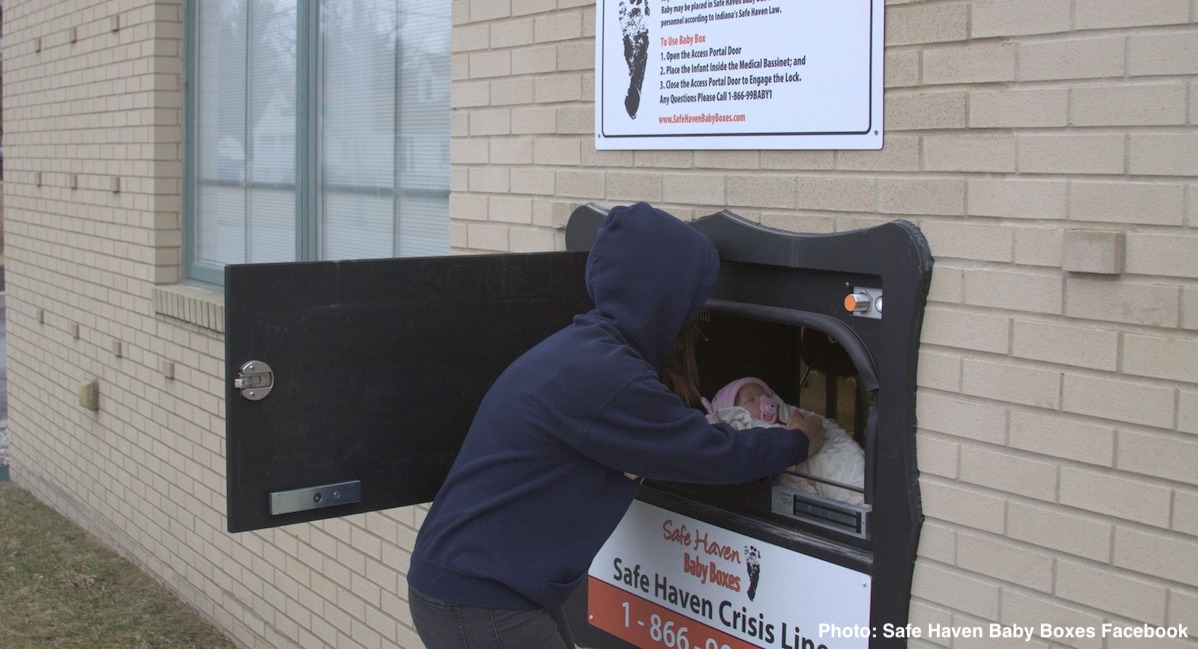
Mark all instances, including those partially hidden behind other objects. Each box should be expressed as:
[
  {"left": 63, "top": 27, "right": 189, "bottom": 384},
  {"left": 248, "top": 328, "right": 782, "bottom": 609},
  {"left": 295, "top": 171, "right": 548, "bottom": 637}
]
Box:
[{"left": 2, "top": 1, "right": 1196, "bottom": 649}]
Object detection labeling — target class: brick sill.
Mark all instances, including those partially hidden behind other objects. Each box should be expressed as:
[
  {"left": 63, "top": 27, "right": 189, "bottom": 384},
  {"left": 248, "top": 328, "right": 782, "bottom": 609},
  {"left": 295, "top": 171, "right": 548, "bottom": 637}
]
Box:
[{"left": 152, "top": 284, "right": 224, "bottom": 333}]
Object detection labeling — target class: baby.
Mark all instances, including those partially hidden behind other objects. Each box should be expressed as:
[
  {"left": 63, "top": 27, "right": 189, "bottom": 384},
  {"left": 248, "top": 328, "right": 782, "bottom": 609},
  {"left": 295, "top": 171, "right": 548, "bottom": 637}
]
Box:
[{"left": 703, "top": 377, "right": 865, "bottom": 505}]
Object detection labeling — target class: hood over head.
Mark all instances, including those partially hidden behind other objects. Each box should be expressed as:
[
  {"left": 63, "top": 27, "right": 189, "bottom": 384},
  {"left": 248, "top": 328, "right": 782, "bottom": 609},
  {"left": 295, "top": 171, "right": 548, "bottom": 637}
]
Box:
[{"left": 585, "top": 202, "right": 719, "bottom": 368}]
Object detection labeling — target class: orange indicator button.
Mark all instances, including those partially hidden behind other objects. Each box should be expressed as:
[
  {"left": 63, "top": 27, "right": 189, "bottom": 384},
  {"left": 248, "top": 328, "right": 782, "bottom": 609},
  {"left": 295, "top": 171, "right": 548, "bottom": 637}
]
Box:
[{"left": 844, "top": 292, "right": 872, "bottom": 313}]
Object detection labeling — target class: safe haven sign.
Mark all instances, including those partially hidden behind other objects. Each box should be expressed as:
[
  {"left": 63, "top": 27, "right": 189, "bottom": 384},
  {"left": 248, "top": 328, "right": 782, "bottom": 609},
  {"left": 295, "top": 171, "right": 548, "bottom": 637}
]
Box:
[
  {"left": 595, "top": 0, "right": 884, "bottom": 150},
  {"left": 588, "top": 500, "right": 871, "bottom": 649}
]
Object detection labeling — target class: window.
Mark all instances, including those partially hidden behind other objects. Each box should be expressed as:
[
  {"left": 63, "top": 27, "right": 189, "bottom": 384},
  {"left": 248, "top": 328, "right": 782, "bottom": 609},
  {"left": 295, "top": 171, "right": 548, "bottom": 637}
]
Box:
[
  {"left": 656, "top": 309, "right": 874, "bottom": 543},
  {"left": 185, "top": 0, "right": 450, "bottom": 285}
]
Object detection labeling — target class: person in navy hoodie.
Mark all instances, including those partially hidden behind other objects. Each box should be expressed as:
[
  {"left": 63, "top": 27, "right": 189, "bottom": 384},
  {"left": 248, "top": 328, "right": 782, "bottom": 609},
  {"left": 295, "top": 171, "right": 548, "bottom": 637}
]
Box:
[{"left": 407, "top": 202, "right": 825, "bottom": 648}]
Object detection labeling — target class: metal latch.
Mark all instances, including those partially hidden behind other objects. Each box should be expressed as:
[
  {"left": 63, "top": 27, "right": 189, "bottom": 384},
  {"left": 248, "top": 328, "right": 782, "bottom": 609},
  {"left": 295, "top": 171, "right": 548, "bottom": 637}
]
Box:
[
  {"left": 271, "top": 481, "right": 362, "bottom": 516},
  {"left": 234, "top": 360, "right": 274, "bottom": 401}
]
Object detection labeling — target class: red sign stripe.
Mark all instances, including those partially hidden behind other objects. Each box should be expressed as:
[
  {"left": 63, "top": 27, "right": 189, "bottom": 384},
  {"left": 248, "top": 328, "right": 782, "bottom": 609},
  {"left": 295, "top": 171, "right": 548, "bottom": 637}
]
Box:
[{"left": 588, "top": 577, "right": 763, "bottom": 649}]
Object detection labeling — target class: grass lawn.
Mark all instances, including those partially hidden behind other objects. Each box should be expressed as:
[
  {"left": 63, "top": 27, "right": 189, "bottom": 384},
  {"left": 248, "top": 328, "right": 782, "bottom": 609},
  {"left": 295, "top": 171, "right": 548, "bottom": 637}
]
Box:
[{"left": 0, "top": 483, "right": 238, "bottom": 648}]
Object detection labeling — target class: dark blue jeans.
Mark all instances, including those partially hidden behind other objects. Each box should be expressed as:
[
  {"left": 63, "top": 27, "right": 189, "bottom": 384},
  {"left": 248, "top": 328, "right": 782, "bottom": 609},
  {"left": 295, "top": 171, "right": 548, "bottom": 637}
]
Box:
[{"left": 409, "top": 588, "right": 576, "bottom": 649}]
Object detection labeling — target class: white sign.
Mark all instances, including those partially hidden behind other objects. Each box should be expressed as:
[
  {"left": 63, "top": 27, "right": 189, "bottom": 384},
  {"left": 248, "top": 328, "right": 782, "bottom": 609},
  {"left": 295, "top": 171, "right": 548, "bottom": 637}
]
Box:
[
  {"left": 588, "top": 500, "right": 872, "bottom": 649},
  {"left": 595, "top": 0, "right": 884, "bottom": 150}
]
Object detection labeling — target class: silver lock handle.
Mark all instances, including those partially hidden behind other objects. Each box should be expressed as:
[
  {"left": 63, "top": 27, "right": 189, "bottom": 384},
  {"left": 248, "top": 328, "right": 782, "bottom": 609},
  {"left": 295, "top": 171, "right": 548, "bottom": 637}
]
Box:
[{"left": 235, "top": 360, "right": 274, "bottom": 401}]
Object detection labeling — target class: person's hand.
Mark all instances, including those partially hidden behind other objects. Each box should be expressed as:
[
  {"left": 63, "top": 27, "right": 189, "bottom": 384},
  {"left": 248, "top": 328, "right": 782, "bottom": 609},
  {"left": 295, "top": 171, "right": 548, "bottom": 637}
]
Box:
[{"left": 787, "top": 411, "right": 825, "bottom": 457}]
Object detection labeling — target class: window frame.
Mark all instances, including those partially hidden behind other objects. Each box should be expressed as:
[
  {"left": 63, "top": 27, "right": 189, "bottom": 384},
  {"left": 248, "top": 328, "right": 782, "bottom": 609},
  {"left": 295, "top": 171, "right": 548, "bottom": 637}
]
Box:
[{"left": 182, "top": 0, "right": 447, "bottom": 286}]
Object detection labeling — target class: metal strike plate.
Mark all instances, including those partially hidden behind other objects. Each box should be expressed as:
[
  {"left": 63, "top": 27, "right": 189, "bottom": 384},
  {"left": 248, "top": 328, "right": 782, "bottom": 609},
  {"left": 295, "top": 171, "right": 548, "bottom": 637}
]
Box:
[
  {"left": 846, "top": 286, "right": 883, "bottom": 320},
  {"left": 234, "top": 360, "right": 274, "bottom": 401},
  {"left": 772, "top": 485, "right": 870, "bottom": 538},
  {"left": 270, "top": 481, "right": 362, "bottom": 516}
]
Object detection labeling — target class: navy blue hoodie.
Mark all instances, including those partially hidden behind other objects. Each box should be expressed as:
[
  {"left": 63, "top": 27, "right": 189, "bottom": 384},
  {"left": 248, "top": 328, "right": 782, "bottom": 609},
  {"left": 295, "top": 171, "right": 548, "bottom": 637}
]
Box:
[{"left": 407, "top": 203, "right": 810, "bottom": 610}]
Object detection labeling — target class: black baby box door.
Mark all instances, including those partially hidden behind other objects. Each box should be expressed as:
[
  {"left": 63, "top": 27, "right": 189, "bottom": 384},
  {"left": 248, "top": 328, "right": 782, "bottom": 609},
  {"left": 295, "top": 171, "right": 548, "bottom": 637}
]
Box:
[{"left": 224, "top": 252, "right": 592, "bottom": 532}]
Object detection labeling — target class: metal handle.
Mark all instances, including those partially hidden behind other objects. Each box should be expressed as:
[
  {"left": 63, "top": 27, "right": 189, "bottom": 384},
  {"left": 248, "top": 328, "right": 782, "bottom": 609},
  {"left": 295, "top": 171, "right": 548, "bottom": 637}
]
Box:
[{"left": 235, "top": 360, "right": 274, "bottom": 401}]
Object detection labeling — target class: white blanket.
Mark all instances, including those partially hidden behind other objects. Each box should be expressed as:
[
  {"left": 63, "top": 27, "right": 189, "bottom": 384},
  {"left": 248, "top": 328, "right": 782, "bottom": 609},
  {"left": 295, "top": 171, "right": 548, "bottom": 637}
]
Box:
[{"left": 708, "top": 404, "right": 865, "bottom": 505}]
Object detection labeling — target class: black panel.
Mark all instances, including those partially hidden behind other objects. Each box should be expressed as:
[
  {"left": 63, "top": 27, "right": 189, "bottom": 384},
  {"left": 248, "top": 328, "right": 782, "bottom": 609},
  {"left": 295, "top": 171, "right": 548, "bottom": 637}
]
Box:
[{"left": 225, "top": 252, "right": 591, "bottom": 532}]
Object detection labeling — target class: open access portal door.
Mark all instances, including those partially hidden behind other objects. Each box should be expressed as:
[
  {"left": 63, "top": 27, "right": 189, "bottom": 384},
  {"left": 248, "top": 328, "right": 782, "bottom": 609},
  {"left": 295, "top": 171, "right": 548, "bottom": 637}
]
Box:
[{"left": 224, "top": 252, "right": 591, "bottom": 532}]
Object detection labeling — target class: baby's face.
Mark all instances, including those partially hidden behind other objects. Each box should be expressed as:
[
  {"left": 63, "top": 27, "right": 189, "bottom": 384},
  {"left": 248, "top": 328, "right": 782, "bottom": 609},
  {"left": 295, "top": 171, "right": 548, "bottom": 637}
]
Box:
[{"left": 735, "top": 383, "right": 770, "bottom": 420}]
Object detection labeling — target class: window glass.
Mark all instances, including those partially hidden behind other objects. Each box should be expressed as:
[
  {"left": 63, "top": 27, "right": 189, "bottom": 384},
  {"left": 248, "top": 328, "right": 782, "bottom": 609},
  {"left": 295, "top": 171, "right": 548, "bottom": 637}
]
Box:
[
  {"left": 320, "top": 2, "right": 450, "bottom": 260},
  {"left": 187, "top": 0, "right": 449, "bottom": 282}
]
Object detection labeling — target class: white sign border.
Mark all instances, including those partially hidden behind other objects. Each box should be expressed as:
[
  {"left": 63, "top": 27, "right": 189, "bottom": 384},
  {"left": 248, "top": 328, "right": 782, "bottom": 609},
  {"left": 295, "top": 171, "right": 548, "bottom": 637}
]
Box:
[
  {"left": 589, "top": 499, "right": 873, "bottom": 649},
  {"left": 594, "top": 0, "right": 885, "bottom": 151}
]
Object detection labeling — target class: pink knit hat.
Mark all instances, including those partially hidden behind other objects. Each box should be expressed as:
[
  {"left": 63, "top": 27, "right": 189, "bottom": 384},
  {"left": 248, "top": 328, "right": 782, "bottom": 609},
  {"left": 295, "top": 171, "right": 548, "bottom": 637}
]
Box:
[{"left": 703, "top": 377, "right": 776, "bottom": 414}]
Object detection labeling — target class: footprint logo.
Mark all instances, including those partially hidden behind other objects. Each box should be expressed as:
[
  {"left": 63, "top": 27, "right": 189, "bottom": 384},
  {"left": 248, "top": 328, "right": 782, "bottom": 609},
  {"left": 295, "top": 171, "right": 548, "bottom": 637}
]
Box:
[
  {"left": 617, "top": 0, "right": 651, "bottom": 118},
  {"left": 745, "top": 545, "right": 762, "bottom": 601}
]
